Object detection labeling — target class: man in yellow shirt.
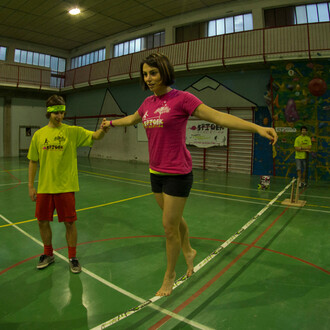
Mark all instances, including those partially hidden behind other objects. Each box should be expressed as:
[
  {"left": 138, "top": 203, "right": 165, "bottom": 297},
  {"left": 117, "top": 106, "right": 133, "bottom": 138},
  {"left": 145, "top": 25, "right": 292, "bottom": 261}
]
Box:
[
  {"left": 294, "top": 126, "right": 311, "bottom": 188},
  {"left": 28, "top": 95, "right": 107, "bottom": 273}
]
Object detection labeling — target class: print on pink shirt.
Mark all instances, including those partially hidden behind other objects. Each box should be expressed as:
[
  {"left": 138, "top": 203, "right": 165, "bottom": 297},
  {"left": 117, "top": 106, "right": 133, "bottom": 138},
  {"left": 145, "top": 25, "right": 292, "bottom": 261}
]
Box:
[{"left": 143, "top": 103, "right": 171, "bottom": 129}]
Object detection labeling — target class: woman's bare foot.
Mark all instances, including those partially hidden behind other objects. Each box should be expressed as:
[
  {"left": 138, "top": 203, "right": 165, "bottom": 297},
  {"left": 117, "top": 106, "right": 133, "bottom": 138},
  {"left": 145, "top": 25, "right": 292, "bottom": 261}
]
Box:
[
  {"left": 156, "top": 272, "right": 176, "bottom": 296},
  {"left": 184, "top": 248, "right": 197, "bottom": 277}
]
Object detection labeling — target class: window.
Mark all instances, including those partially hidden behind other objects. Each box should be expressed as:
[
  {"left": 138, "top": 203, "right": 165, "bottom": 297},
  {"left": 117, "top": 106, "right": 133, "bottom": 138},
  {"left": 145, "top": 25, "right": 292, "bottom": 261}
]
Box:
[
  {"left": 295, "top": 2, "right": 330, "bottom": 24},
  {"left": 0, "top": 46, "right": 7, "bottom": 61},
  {"left": 113, "top": 31, "right": 165, "bottom": 57},
  {"left": 14, "top": 49, "right": 66, "bottom": 87},
  {"left": 114, "top": 37, "right": 144, "bottom": 57},
  {"left": 71, "top": 48, "right": 106, "bottom": 69},
  {"left": 265, "top": 2, "right": 330, "bottom": 27},
  {"left": 14, "top": 49, "right": 66, "bottom": 71},
  {"left": 208, "top": 13, "right": 253, "bottom": 37}
]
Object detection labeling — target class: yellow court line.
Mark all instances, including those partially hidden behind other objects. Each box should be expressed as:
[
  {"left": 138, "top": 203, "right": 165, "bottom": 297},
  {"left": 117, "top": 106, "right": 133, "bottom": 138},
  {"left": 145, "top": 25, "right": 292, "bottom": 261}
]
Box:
[
  {"left": 192, "top": 188, "right": 330, "bottom": 209},
  {"left": 191, "top": 188, "right": 272, "bottom": 202},
  {"left": 2, "top": 172, "right": 327, "bottom": 230},
  {"left": 0, "top": 192, "right": 153, "bottom": 229},
  {"left": 75, "top": 192, "right": 153, "bottom": 212},
  {"left": 303, "top": 203, "right": 330, "bottom": 209},
  {"left": 80, "top": 170, "right": 272, "bottom": 202},
  {"left": 79, "top": 170, "right": 149, "bottom": 184},
  {"left": 0, "top": 218, "right": 37, "bottom": 228},
  {"left": 80, "top": 170, "right": 330, "bottom": 208}
]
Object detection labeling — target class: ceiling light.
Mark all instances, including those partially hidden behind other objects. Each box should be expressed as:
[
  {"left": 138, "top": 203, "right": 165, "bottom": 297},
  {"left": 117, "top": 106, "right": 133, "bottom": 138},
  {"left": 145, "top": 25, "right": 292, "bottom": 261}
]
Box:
[{"left": 69, "top": 8, "right": 81, "bottom": 15}]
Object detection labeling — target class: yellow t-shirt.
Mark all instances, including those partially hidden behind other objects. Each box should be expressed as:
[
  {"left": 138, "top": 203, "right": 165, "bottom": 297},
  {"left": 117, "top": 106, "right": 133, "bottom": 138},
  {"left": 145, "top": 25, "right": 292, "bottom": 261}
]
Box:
[
  {"left": 294, "top": 135, "right": 311, "bottom": 159},
  {"left": 27, "top": 124, "right": 94, "bottom": 193}
]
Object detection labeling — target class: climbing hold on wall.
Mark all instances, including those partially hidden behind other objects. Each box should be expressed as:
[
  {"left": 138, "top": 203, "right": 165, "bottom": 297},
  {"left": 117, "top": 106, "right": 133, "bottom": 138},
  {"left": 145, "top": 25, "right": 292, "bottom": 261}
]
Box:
[
  {"left": 285, "top": 99, "right": 299, "bottom": 122},
  {"left": 308, "top": 78, "right": 327, "bottom": 96},
  {"left": 288, "top": 69, "right": 295, "bottom": 76}
]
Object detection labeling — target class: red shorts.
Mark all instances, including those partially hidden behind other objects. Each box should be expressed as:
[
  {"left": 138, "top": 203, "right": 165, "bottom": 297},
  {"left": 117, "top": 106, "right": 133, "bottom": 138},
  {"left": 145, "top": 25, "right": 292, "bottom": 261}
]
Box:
[{"left": 35, "top": 192, "right": 77, "bottom": 222}]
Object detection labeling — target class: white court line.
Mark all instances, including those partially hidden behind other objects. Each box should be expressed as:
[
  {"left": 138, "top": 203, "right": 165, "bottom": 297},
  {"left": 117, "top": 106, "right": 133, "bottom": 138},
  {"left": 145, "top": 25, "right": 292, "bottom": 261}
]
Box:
[
  {"left": 93, "top": 179, "right": 296, "bottom": 329},
  {"left": 80, "top": 172, "right": 150, "bottom": 188},
  {"left": 3, "top": 162, "right": 329, "bottom": 201},
  {"left": 191, "top": 192, "right": 330, "bottom": 214},
  {"left": 78, "top": 163, "right": 320, "bottom": 199},
  {"left": 0, "top": 216, "right": 212, "bottom": 330},
  {"left": 80, "top": 171, "right": 330, "bottom": 214},
  {"left": 78, "top": 163, "right": 282, "bottom": 195},
  {"left": 78, "top": 164, "right": 150, "bottom": 178},
  {"left": 0, "top": 180, "right": 37, "bottom": 187}
]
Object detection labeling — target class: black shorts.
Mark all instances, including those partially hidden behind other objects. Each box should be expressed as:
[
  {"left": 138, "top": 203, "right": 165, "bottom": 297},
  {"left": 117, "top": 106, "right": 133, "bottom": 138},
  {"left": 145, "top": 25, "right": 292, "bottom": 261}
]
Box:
[{"left": 150, "top": 172, "right": 193, "bottom": 197}]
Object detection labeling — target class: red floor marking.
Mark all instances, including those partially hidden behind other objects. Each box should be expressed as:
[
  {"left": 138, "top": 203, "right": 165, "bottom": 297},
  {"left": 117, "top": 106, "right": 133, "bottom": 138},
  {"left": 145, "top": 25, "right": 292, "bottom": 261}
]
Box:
[
  {"left": 0, "top": 167, "right": 22, "bottom": 192},
  {"left": 1, "top": 230, "right": 328, "bottom": 279},
  {"left": 254, "top": 247, "right": 330, "bottom": 275},
  {"left": 148, "top": 208, "right": 292, "bottom": 330},
  {"left": 0, "top": 255, "right": 39, "bottom": 275}
]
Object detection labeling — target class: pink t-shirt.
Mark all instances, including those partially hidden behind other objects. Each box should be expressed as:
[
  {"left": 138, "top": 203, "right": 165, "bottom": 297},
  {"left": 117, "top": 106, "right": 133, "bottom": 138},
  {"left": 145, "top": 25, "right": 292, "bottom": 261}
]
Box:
[{"left": 138, "top": 89, "right": 202, "bottom": 174}]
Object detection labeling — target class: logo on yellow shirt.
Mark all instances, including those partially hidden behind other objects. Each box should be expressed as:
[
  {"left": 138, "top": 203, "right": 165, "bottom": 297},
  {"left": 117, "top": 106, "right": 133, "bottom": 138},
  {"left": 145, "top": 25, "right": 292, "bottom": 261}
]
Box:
[{"left": 42, "top": 135, "right": 66, "bottom": 150}]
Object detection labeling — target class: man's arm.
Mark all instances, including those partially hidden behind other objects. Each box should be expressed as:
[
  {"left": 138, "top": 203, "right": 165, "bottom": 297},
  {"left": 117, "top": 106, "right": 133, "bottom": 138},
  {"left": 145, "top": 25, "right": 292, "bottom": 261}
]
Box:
[
  {"left": 28, "top": 160, "right": 38, "bottom": 201},
  {"left": 92, "top": 118, "right": 108, "bottom": 140}
]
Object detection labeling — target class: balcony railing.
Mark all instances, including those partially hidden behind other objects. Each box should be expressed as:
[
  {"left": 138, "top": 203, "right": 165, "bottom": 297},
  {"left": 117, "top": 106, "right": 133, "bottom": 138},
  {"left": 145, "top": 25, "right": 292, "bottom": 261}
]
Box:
[{"left": 0, "top": 22, "right": 329, "bottom": 91}]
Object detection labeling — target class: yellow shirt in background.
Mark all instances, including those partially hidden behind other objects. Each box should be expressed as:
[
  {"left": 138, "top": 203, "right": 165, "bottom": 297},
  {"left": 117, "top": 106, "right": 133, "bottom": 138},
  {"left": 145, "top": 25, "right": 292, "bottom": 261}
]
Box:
[{"left": 294, "top": 135, "right": 311, "bottom": 159}]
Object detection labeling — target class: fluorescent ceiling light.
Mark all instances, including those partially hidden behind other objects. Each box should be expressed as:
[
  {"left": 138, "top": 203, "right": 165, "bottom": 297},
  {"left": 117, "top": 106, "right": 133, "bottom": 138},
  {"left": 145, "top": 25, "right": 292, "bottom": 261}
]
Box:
[{"left": 69, "top": 8, "right": 81, "bottom": 15}]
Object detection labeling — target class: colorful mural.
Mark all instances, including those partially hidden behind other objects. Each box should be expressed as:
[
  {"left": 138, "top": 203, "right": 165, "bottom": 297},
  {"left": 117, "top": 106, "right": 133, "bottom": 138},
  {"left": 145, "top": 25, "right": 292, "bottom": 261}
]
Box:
[
  {"left": 253, "top": 106, "right": 274, "bottom": 176},
  {"left": 270, "top": 60, "right": 329, "bottom": 181}
]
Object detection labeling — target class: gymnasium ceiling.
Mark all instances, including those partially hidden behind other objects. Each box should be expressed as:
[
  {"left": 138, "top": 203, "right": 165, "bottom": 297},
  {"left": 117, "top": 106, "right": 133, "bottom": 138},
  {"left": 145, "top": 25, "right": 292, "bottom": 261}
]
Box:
[{"left": 0, "top": 0, "right": 232, "bottom": 51}]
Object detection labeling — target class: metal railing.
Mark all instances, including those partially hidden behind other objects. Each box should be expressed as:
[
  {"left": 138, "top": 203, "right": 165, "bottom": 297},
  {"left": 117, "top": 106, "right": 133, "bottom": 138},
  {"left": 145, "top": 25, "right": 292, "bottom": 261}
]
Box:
[{"left": 0, "top": 22, "right": 329, "bottom": 90}]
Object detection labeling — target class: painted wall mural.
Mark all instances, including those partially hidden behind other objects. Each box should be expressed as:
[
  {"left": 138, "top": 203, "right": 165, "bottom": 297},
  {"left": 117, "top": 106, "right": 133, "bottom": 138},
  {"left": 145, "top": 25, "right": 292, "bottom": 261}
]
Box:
[{"left": 270, "top": 60, "right": 329, "bottom": 181}]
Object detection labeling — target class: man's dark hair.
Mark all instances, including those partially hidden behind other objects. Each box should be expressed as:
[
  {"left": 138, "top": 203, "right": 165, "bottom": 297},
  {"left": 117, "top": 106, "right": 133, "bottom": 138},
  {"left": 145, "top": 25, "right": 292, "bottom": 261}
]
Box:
[{"left": 46, "top": 95, "right": 65, "bottom": 119}]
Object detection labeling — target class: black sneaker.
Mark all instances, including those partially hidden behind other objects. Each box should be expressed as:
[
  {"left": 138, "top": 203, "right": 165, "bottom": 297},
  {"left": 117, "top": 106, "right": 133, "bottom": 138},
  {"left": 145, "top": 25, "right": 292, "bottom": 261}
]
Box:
[
  {"left": 37, "top": 254, "right": 55, "bottom": 269},
  {"left": 69, "top": 258, "right": 81, "bottom": 274}
]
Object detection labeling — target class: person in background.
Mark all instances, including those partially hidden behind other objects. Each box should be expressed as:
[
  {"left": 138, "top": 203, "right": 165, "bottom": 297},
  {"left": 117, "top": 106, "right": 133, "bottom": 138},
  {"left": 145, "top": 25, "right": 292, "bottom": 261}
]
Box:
[
  {"left": 28, "top": 94, "right": 107, "bottom": 273},
  {"left": 294, "top": 126, "right": 311, "bottom": 187},
  {"left": 102, "top": 53, "right": 278, "bottom": 296}
]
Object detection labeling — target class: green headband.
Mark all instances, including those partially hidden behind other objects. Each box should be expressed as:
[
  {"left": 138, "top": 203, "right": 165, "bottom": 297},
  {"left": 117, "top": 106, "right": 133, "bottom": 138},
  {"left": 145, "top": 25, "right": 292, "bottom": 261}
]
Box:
[{"left": 47, "top": 105, "right": 66, "bottom": 113}]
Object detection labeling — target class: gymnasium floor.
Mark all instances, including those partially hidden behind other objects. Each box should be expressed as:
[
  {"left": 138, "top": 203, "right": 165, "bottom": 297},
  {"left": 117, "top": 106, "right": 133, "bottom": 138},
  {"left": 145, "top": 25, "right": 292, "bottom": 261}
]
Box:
[{"left": 0, "top": 157, "right": 329, "bottom": 330}]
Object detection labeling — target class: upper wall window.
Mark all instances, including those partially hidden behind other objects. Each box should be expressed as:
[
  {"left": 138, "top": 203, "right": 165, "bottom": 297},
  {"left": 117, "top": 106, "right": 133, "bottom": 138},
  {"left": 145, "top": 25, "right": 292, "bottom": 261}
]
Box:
[
  {"left": 265, "top": 2, "right": 330, "bottom": 27},
  {"left": 295, "top": 3, "right": 330, "bottom": 24},
  {"left": 113, "top": 31, "right": 165, "bottom": 58},
  {"left": 14, "top": 49, "right": 66, "bottom": 73},
  {"left": 71, "top": 48, "right": 106, "bottom": 69},
  {"left": 14, "top": 49, "right": 66, "bottom": 87},
  {"left": 208, "top": 13, "right": 253, "bottom": 36},
  {"left": 0, "top": 46, "right": 7, "bottom": 61}
]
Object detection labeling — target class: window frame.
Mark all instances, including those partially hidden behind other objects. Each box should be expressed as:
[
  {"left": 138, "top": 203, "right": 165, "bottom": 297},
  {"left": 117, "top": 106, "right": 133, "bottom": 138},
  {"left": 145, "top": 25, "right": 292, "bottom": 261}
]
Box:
[
  {"left": 208, "top": 13, "right": 253, "bottom": 37},
  {"left": 0, "top": 46, "right": 7, "bottom": 61},
  {"left": 70, "top": 47, "right": 106, "bottom": 69},
  {"left": 113, "top": 31, "right": 165, "bottom": 58}
]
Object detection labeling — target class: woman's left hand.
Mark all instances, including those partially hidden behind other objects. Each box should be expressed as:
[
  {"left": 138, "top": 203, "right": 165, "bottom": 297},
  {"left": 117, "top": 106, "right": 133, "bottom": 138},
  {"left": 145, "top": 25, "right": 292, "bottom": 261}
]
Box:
[
  {"left": 257, "top": 127, "right": 278, "bottom": 145},
  {"left": 100, "top": 118, "right": 110, "bottom": 132}
]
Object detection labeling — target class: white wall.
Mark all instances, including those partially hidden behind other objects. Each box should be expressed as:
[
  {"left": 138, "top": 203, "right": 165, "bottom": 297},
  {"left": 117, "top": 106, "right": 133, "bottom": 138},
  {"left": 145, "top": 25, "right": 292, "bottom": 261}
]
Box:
[
  {"left": 90, "top": 124, "right": 149, "bottom": 163},
  {"left": 10, "top": 98, "right": 48, "bottom": 157}
]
